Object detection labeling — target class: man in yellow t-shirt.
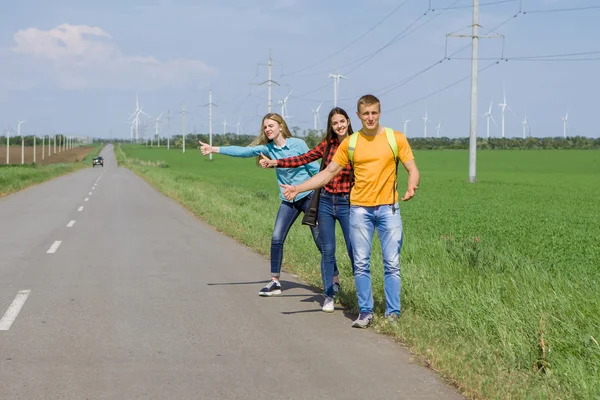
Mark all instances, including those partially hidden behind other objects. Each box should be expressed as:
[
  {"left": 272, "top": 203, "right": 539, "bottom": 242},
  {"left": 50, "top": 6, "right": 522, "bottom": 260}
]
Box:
[{"left": 281, "top": 94, "right": 420, "bottom": 328}]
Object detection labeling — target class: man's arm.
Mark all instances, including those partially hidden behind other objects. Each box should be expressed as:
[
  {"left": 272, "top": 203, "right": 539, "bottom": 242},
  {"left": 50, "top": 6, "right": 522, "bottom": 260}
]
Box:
[
  {"left": 400, "top": 159, "right": 420, "bottom": 201},
  {"left": 281, "top": 161, "right": 344, "bottom": 201}
]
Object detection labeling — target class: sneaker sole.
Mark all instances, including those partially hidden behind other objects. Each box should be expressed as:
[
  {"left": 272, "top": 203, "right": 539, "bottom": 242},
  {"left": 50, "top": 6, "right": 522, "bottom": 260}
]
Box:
[
  {"left": 322, "top": 307, "right": 334, "bottom": 313},
  {"left": 352, "top": 319, "right": 372, "bottom": 328},
  {"left": 258, "top": 289, "right": 282, "bottom": 297}
]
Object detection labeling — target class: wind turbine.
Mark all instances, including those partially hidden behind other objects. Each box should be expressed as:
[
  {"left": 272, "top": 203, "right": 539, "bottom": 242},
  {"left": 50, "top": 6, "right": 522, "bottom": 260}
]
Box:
[
  {"left": 498, "top": 88, "right": 513, "bottom": 138},
  {"left": 223, "top": 118, "right": 228, "bottom": 135},
  {"left": 436, "top": 121, "right": 442, "bottom": 138},
  {"left": 562, "top": 111, "right": 569, "bottom": 138},
  {"left": 129, "top": 94, "right": 151, "bottom": 143},
  {"left": 402, "top": 119, "right": 410, "bottom": 136},
  {"left": 328, "top": 73, "right": 348, "bottom": 107},
  {"left": 236, "top": 118, "right": 243, "bottom": 135},
  {"left": 483, "top": 99, "right": 498, "bottom": 139},
  {"left": 522, "top": 113, "right": 528, "bottom": 139},
  {"left": 154, "top": 113, "right": 163, "bottom": 147},
  {"left": 279, "top": 91, "right": 292, "bottom": 119},
  {"left": 423, "top": 111, "right": 430, "bottom": 138},
  {"left": 311, "top": 102, "right": 323, "bottom": 131}
]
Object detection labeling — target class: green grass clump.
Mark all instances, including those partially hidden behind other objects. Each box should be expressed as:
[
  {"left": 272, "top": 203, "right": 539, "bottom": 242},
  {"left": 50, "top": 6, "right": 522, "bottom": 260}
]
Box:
[{"left": 118, "top": 145, "right": 600, "bottom": 399}]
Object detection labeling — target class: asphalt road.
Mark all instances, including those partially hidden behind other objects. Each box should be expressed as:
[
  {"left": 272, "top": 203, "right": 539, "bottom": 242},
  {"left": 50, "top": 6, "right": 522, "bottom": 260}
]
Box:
[{"left": 0, "top": 145, "right": 463, "bottom": 399}]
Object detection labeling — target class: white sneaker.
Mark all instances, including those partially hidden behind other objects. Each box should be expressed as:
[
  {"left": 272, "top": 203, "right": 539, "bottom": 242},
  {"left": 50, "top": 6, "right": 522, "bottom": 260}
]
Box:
[{"left": 322, "top": 297, "right": 334, "bottom": 313}]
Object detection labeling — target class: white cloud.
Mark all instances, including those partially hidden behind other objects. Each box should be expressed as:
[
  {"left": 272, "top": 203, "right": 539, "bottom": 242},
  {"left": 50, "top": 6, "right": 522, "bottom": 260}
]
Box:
[{"left": 9, "top": 23, "right": 216, "bottom": 90}]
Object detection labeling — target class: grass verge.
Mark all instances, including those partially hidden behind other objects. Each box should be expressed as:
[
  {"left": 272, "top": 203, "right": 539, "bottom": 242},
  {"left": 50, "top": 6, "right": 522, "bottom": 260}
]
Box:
[{"left": 116, "top": 145, "right": 600, "bottom": 400}]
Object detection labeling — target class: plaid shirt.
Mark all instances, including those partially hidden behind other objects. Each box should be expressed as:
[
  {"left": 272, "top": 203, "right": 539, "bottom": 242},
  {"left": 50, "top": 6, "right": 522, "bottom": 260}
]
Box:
[{"left": 276, "top": 138, "right": 352, "bottom": 194}]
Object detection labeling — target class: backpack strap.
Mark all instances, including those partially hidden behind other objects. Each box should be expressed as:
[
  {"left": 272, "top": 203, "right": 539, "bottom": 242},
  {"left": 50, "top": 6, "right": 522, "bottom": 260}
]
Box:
[
  {"left": 384, "top": 127, "right": 398, "bottom": 162},
  {"left": 348, "top": 132, "right": 359, "bottom": 165},
  {"left": 385, "top": 127, "right": 400, "bottom": 213}
]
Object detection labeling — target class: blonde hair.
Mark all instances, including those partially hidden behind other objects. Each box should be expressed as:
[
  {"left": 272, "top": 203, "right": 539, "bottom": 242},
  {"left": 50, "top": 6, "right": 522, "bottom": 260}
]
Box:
[
  {"left": 357, "top": 94, "right": 381, "bottom": 112},
  {"left": 250, "top": 113, "right": 293, "bottom": 165}
]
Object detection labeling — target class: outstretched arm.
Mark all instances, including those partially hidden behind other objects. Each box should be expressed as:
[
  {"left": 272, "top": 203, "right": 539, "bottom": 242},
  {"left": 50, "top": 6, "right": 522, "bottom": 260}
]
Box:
[
  {"left": 275, "top": 141, "right": 326, "bottom": 169},
  {"left": 199, "top": 141, "right": 220, "bottom": 155},
  {"left": 281, "top": 161, "right": 344, "bottom": 200},
  {"left": 400, "top": 159, "right": 420, "bottom": 201},
  {"left": 199, "top": 141, "right": 267, "bottom": 157}
]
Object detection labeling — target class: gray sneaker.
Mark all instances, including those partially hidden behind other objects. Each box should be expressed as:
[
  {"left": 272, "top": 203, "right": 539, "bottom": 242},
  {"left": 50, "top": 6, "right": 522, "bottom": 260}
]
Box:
[
  {"left": 352, "top": 312, "right": 374, "bottom": 328},
  {"left": 322, "top": 297, "right": 334, "bottom": 313},
  {"left": 259, "top": 280, "right": 282, "bottom": 297},
  {"left": 386, "top": 312, "right": 400, "bottom": 323}
]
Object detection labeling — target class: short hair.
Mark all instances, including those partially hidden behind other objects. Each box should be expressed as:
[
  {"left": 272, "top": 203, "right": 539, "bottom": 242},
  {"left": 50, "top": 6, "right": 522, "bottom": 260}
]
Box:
[{"left": 357, "top": 94, "right": 381, "bottom": 112}]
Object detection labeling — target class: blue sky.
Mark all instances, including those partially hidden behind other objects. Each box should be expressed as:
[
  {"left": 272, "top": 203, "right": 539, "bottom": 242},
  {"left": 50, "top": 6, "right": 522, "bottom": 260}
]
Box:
[{"left": 1, "top": 0, "right": 599, "bottom": 139}]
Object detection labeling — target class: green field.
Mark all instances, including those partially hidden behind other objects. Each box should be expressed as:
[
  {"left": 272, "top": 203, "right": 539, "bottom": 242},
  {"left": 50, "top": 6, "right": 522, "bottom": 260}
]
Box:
[
  {"left": 0, "top": 146, "right": 102, "bottom": 197},
  {"left": 118, "top": 145, "right": 600, "bottom": 399}
]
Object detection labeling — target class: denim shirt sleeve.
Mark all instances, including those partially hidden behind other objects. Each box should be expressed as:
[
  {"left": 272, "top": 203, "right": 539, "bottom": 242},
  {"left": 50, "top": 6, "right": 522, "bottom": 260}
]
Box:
[{"left": 219, "top": 144, "right": 269, "bottom": 157}]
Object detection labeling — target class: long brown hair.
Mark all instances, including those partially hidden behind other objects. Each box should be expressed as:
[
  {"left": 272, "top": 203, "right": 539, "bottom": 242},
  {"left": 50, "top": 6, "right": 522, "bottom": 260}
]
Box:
[
  {"left": 325, "top": 107, "right": 354, "bottom": 143},
  {"left": 250, "top": 113, "right": 293, "bottom": 146},
  {"left": 251, "top": 113, "right": 293, "bottom": 165}
]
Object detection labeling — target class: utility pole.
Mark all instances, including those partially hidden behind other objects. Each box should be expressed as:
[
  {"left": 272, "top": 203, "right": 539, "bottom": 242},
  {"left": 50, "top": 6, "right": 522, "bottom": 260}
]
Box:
[
  {"left": 209, "top": 90, "right": 214, "bottom": 161},
  {"left": 447, "top": 0, "right": 502, "bottom": 183},
  {"left": 468, "top": 0, "right": 479, "bottom": 183},
  {"left": 166, "top": 109, "right": 171, "bottom": 150},
  {"left": 253, "top": 51, "right": 280, "bottom": 113},
  {"left": 18, "top": 120, "right": 25, "bottom": 164},
  {"left": 6, "top": 127, "right": 9, "bottom": 165},
  {"left": 203, "top": 89, "right": 218, "bottom": 161},
  {"left": 181, "top": 103, "right": 187, "bottom": 153},
  {"left": 42, "top": 135, "right": 45, "bottom": 161}
]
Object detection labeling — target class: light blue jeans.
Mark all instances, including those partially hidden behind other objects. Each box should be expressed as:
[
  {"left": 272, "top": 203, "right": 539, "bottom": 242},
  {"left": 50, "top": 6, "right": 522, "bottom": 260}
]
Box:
[
  {"left": 318, "top": 192, "right": 353, "bottom": 298},
  {"left": 349, "top": 204, "right": 403, "bottom": 316}
]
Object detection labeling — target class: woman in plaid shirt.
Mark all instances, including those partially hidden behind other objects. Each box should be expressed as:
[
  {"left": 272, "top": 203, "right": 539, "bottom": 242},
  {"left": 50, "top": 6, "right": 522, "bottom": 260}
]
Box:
[{"left": 260, "top": 108, "right": 354, "bottom": 313}]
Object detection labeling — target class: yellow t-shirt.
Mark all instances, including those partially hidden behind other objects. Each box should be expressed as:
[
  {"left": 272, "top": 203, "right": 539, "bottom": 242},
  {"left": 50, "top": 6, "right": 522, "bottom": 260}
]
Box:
[{"left": 333, "top": 128, "right": 414, "bottom": 206}]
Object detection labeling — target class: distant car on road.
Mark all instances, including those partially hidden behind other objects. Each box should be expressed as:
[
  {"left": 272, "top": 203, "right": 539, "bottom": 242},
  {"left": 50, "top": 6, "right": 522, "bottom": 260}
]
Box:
[{"left": 92, "top": 156, "right": 104, "bottom": 167}]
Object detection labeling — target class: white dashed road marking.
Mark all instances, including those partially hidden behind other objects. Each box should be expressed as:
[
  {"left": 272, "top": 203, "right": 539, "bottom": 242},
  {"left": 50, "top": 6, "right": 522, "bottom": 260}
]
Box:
[
  {"left": 78, "top": 206, "right": 84, "bottom": 212},
  {"left": 84, "top": 197, "right": 89, "bottom": 202},
  {"left": 46, "top": 241, "right": 62, "bottom": 254},
  {"left": 0, "top": 290, "right": 31, "bottom": 331},
  {"left": 66, "top": 220, "right": 76, "bottom": 228}
]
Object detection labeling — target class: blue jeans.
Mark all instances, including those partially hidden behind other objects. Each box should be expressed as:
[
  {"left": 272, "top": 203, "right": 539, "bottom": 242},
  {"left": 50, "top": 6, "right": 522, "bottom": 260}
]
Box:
[
  {"left": 271, "top": 194, "right": 337, "bottom": 277},
  {"left": 349, "top": 204, "right": 403, "bottom": 316},
  {"left": 318, "top": 192, "right": 352, "bottom": 298}
]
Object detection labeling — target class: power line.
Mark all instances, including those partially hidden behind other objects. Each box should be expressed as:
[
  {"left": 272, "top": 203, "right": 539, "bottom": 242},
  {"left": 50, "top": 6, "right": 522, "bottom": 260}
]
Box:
[
  {"left": 291, "top": 2, "right": 455, "bottom": 100},
  {"left": 342, "top": 8, "right": 439, "bottom": 75},
  {"left": 297, "top": 0, "right": 518, "bottom": 103},
  {"left": 282, "top": 0, "right": 414, "bottom": 77},
  {"left": 438, "top": 0, "right": 516, "bottom": 10},
  {"left": 448, "top": 50, "right": 600, "bottom": 61},
  {"left": 377, "top": 60, "right": 446, "bottom": 97},
  {"left": 344, "top": 0, "right": 462, "bottom": 75},
  {"left": 509, "top": 57, "right": 600, "bottom": 62},
  {"left": 386, "top": 60, "right": 502, "bottom": 112},
  {"left": 523, "top": 5, "right": 600, "bottom": 14},
  {"left": 379, "top": 10, "right": 524, "bottom": 116},
  {"left": 510, "top": 50, "right": 600, "bottom": 59}
]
